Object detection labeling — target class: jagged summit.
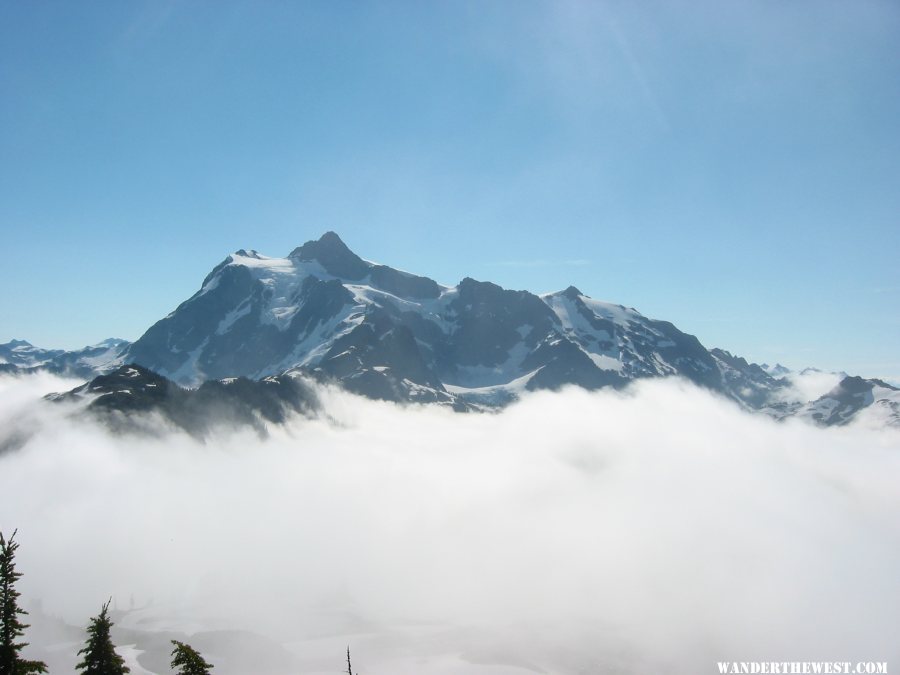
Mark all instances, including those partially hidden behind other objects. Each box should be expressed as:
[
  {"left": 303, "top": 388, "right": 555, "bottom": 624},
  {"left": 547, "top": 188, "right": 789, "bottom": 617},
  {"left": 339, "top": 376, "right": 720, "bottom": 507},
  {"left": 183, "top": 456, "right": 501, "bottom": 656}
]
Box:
[
  {"left": 289, "top": 230, "right": 349, "bottom": 256},
  {"left": 288, "top": 231, "right": 369, "bottom": 280}
]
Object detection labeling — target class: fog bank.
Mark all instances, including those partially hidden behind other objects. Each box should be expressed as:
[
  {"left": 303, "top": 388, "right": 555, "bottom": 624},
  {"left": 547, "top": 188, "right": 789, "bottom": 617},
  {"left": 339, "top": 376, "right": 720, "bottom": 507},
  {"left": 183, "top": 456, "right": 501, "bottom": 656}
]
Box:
[{"left": 1, "top": 374, "right": 898, "bottom": 674}]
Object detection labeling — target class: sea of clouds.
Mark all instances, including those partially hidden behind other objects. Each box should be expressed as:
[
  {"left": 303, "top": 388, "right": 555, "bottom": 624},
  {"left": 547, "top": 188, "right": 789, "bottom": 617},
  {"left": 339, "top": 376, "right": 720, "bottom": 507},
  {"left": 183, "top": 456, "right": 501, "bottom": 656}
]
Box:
[{"left": 1, "top": 372, "right": 898, "bottom": 674}]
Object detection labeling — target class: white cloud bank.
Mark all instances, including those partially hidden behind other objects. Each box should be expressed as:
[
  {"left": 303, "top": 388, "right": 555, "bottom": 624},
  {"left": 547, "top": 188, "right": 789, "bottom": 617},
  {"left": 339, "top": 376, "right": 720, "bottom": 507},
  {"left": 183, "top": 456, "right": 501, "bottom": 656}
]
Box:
[
  {"left": 776, "top": 369, "right": 845, "bottom": 405},
  {"left": 1, "top": 374, "right": 898, "bottom": 674}
]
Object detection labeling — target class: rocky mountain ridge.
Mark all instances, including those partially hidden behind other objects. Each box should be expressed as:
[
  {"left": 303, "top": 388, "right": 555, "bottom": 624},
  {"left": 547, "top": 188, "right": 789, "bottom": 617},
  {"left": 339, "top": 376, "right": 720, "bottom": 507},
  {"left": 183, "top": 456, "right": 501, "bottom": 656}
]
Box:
[
  {"left": 4, "top": 232, "right": 897, "bottom": 428},
  {"left": 44, "top": 364, "right": 320, "bottom": 438},
  {"left": 116, "top": 232, "right": 758, "bottom": 407}
]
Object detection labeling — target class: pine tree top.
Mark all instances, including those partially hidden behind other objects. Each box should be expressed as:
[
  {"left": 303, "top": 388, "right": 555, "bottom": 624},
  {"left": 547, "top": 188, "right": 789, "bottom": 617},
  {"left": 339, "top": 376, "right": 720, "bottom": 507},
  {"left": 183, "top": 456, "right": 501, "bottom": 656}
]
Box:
[
  {"left": 76, "top": 600, "right": 130, "bottom": 675},
  {"left": 0, "top": 530, "right": 47, "bottom": 675},
  {"left": 170, "top": 640, "right": 214, "bottom": 675}
]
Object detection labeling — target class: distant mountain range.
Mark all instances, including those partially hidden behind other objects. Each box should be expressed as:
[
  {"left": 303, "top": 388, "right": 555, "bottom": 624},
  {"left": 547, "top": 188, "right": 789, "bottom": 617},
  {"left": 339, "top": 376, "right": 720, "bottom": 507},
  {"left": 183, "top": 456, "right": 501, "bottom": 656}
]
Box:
[
  {"left": 3, "top": 232, "right": 898, "bottom": 429},
  {"left": 0, "top": 338, "right": 128, "bottom": 378}
]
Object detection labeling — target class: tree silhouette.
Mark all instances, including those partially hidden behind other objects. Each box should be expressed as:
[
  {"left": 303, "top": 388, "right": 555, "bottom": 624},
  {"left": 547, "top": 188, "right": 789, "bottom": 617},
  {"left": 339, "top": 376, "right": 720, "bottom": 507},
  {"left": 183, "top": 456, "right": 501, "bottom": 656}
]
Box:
[
  {"left": 170, "top": 640, "right": 213, "bottom": 675},
  {"left": 346, "top": 645, "right": 357, "bottom": 675},
  {"left": 0, "top": 530, "right": 47, "bottom": 675},
  {"left": 76, "top": 600, "right": 130, "bottom": 675}
]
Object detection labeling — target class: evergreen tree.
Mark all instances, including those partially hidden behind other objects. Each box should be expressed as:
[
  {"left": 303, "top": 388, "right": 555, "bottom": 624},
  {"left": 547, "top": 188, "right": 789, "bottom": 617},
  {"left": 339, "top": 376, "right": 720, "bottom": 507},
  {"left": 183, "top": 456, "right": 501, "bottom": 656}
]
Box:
[
  {"left": 76, "top": 600, "right": 129, "bottom": 675},
  {"left": 0, "top": 530, "right": 47, "bottom": 675},
  {"left": 345, "top": 646, "right": 356, "bottom": 675},
  {"left": 169, "top": 641, "right": 212, "bottom": 675}
]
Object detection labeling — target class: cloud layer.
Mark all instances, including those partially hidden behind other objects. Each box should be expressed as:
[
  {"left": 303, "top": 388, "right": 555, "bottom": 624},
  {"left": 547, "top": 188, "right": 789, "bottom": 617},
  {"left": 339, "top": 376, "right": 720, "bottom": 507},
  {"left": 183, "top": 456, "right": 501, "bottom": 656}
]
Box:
[{"left": 1, "top": 374, "right": 898, "bottom": 674}]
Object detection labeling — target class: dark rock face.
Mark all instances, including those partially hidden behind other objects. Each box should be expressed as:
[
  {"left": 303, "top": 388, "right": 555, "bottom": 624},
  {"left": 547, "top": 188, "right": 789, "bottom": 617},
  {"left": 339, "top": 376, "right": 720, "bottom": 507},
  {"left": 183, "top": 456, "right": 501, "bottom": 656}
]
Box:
[
  {"left": 288, "top": 231, "right": 370, "bottom": 280},
  {"left": 711, "top": 348, "right": 789, "bottom": 409},
  {"left": 57, "top": 364, "right": 178, "bottom": 414},
  {"left": 46, "top": 364, "right": 319, "bottom": 438},
  {"left": 523, "top": 337, "right": 626, "bottom": 392},
  {"left": 369, "top": 265, "right": 441, "bottom": 300},
  {"left": 126, "top": 263, "right": 261, "bottom": 379},
  {"left": 289, "top": 231, "right": 440, "bottom": 299},
  {"left": 443, "top": 278, "right": 559, "bottom": 372},
  {"left": 314, "top": 310, "right": 446, "bottom": 401}
]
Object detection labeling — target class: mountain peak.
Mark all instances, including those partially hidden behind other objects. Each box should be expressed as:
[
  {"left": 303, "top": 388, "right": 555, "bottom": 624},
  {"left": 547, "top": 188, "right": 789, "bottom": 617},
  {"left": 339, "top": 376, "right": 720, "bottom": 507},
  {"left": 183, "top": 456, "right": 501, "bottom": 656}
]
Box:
[
  {"left": 288, "top": 232, "right": 368, "bottom": 280},
  {"left": 319, "top": 230, "right": 345, "bottom": 246},
  {"left": 289, "top": 231, "right": 350, "bottom": 257},
  {"left": 95, "top": 338, "right": 128, "bottom": 348}
]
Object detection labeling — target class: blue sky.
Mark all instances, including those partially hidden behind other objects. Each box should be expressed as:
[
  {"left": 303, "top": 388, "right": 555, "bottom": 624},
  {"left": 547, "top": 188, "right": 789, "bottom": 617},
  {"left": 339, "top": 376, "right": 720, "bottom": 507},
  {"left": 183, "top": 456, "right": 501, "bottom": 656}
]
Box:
[{"left": 1, "top": 1, "right": 898, "bottom": 379}]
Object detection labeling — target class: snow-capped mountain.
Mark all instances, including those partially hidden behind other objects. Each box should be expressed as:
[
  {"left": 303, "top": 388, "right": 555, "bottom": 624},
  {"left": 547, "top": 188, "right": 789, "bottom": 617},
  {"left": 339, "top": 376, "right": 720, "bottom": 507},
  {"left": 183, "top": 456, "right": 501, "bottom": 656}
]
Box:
[
  {"left": 119, "top": 232, "right": 754, "bottom": 406},
  {"left": 0, "top": 338, "right": 128, "bottom": 378},
  {"left": 7, "top": 232, "right": 896, "bottom": 428},
  {"left": 796, "top": 376, "right": 900, "bottom": 428}
]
